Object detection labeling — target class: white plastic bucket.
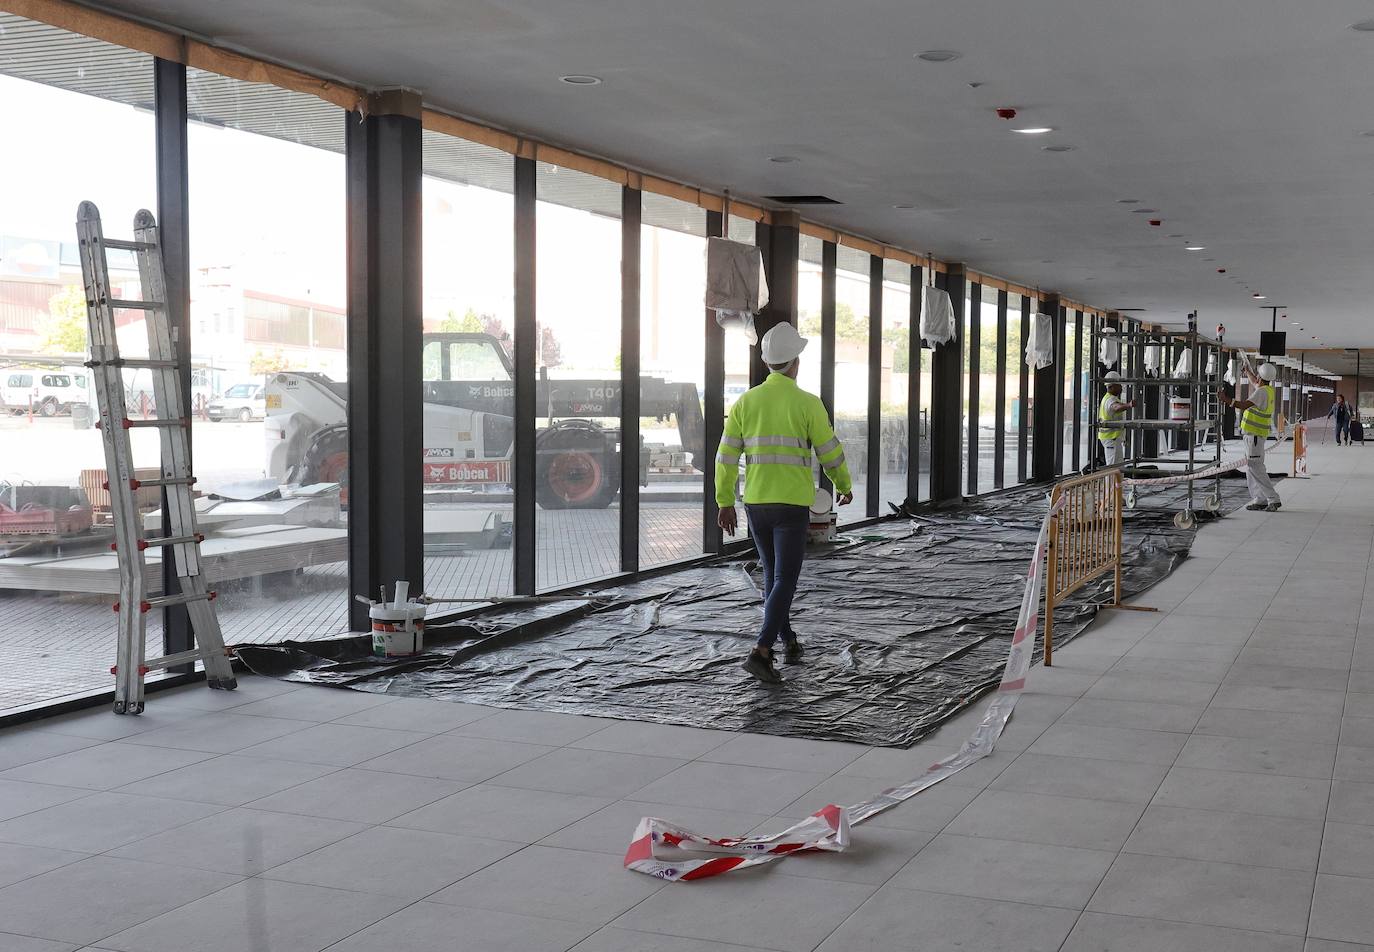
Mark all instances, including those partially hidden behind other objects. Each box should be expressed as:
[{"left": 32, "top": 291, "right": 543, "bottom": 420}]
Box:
[
  {"left": 808, "top": 488, "right": 837, "bottom": 543},
  {"left": 1169, "top": 397, "right": 1191, "bottom": 421},
  {"left": 371, "top": 603, "right": 426, "bottom": 657}
]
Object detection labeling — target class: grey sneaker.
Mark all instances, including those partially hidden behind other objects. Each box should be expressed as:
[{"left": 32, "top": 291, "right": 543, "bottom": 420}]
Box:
[
  {"left": 782, "top": 636, "right": 804, "bottom": 660},
  {"left": 1245, "top": 502, "right": 1268, "bottom": 511},
  {"left": 1266, "top": 501, "right": 1282, "bottom": 512},
  {"left": 743, "top": 649, "right": 783, "bottom": 684}
]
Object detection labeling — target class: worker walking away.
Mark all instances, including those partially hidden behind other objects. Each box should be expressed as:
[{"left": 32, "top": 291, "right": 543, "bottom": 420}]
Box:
[
  {"left": 1098, "top": 371, "right": 1135, "bottom": 466},
  {"left": 1328, "top": 393, "right": 1353, "bottom": 446},
  {"left": 1220, "top": 361, "right": 1281, "bottom": 512},
  {"left": 716, "top": 323, "right": 853, "bottom": 684}
]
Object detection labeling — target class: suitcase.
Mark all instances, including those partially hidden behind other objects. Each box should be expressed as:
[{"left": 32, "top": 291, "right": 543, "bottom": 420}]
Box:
[{"left": 1351, "top": 420, "right": 1364, "bottom": 443}]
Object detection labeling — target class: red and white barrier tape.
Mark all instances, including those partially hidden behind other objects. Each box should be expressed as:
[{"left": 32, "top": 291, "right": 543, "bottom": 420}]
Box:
[
  {"left": 624, "top": 494, "right": 1068, "bottom": 882},
  {"left": 1121, "top": 428, "right": 1289, "bottom": 488}
]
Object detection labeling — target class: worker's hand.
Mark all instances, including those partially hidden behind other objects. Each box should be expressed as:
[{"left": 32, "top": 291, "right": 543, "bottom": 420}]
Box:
[
  {"left": 718, "top": 506, "right": 737, "bottom": 537},
  {"left": 837, "top": 492, "right": 854, "bottom": 506}
]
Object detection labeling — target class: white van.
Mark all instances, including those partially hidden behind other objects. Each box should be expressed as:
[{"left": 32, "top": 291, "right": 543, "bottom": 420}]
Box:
[
  {"left": 207, "top": 382, "right": 266, "bottom": 422},
  {"left": 1, "top": 368, "right": 90, "bottom": 416}
]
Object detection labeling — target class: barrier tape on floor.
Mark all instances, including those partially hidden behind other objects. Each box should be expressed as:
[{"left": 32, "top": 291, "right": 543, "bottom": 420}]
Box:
[
  {"left": 1121, "top": 428, "right": 1289, "bottom": 488},
  {"left": 623, "top": 494, "right": 1068, "bottom": 882}
]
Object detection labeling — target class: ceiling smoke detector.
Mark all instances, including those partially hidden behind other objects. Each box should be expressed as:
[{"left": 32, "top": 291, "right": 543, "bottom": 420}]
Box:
[{"left": 917, "top": 50, "right": 962, "bottom": 62}]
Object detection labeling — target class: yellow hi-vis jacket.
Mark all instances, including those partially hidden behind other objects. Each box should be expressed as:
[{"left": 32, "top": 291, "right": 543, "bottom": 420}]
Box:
[
  {"left": 715, "top": 372, "right": 853, "bottom": 508},
  {"left": 1241, "top": 384, "right": 1274, "bottom": 437},
  {"left": 1098, "top": 392, "right": 1126, "bottom": 441}
]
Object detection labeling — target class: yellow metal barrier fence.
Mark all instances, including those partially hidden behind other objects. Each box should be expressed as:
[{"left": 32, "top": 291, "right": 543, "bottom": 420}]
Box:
[{"left": 1044, "top": 468, "right": 1155, "bottom": 665}]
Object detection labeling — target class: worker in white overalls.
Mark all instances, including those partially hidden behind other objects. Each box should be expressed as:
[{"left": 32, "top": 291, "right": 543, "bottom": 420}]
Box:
[
  {"left": 1220, "top": 361, "right": 1281, "bottom": 512},
  {"left": 1098, "top": 371, "right": 1135, "bottom": 466}
]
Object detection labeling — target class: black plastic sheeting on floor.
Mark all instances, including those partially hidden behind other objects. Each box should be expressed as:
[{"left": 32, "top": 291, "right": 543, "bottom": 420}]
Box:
[{"left": 237, "top": 480, "right": 1256, "bottom": 748}]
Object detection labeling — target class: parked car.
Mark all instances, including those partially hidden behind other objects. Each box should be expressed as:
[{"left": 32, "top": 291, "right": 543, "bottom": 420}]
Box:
[
  {"left": 0, "top": 368, "right": 90, "bottom": 416},
  {"left": 208, "top": 382, "right": 266, "bottom": 422}
]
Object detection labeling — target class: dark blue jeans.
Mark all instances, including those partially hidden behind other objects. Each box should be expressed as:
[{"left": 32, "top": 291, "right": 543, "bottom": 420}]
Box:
[{"left": 745, "top": 504, "right": 809, "bottom": 650}]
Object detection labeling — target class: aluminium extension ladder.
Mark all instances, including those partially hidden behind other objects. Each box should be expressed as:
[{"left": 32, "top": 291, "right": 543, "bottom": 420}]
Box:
[{"left": 76, "top": 202, "right": 237, "bottom": 714}]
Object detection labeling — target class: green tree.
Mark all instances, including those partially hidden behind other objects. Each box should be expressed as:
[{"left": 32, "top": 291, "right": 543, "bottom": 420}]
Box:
[
  {"left": 250, "top": 348, "right": 297, "bottom": 376},
  {"left": 40, "top": 284, "right": 89, "bottom": 355},
  {"left": 439, "top": 307, "right": 484, "bottom": 333}
]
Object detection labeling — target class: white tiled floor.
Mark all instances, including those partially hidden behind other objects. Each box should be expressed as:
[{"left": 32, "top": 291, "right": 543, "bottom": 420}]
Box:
[{"left": 1, "top": 442, "right": 1373, "bottom": 951}]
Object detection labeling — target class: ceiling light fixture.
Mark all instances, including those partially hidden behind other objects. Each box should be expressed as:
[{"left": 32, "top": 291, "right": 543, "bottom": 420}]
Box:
[
  {"left": 1041, "top": 144, "right": 1075, "bottom": 152},
  {"left": 916, "top": 50, "right": 962, "bottom": 62},
  {"left": 1012, "top": 127, "right": 1053, "bottom": 134},
  {"left": 892, "top": 203, "right": 915, "bottom": 210},
  {"left": 1253, "top": 293, "right": 1266, "bottom": 299},
  {"left": 1117, "top": 199, "right": 1140, "bottom": 203},
  {"left": 559, "top": 74, "right": 602, "bottom": 85},
  {"left": 1131, "top": 208, "right": 1158, "bottom": 214},
  {"left": 1353, "top": 18, "right": 1374, "bottom": 30},
  {"left": 1167, "top": 233, "right": 1184, "bottom": 238},
  {"left": 1362, "top": 131, "right": 1374, "bottom": 137},
  {"left": 1186, "top": 245, "right": 1205, "bottom": 251},
  {"left": 768, "top": 155, "right": 799, "bottom": 163}
]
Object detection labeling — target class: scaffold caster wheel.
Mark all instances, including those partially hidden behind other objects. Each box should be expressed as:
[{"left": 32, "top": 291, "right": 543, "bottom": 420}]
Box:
[
  {"left": 1205, "top": 491, "right": 1221, "bottom": 512},
  {"left": 1174, "top": 510, "right": 1196, "bottom": 530},
  {"left": 1125, "top": 490, "right": 1138, "bottom": 510}
]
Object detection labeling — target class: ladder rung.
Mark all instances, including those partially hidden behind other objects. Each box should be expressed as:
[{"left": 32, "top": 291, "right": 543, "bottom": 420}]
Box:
[
  {"left": 101, "top": 238, "right": 157, "bottom": 252},
  {"left": 106, "top": 299, "right": 163, "bottom": 311},
  {"left": 123, "top": 417, "right": 189, "bottom": 429},
  {"left": 113, "top": 645, "right": 230, "bottom": 675},
  {"left": 114, "top": 590, "right": 217, "bottom": 613},
  {"left": 111, "top": 533, "right": 204, "bottom": 553},
  {"left": 122, "top": 475, "right": 196, "bottom": 490}
]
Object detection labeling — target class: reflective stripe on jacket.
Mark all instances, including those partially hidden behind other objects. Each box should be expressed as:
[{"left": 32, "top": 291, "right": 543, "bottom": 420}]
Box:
[
  {"left": 1241, "top": 384, "right": 1274, "bottom": 437},
  {"left": 1098, "top": 392, "right": 1125, "bottom": 441},
  {"left": 715, "top": 372, "right": 853, "bottom": 507}
]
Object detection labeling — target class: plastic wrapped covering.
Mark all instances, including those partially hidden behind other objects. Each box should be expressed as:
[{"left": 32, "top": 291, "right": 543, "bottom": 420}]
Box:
[
  {"left": 1025, "top": 313, "right": 1054, "bottom": 369},
  {"left": 705, "top": 237, "right": 767, "bottom": 343},
  {"left": 1173, "top": 347, "right": 1193, "bottom": 378},
  {"left": 238, "top": 481, "right": 1254, "bottom": 748},
  {"left": 1099, "top": 330, "right": 1121, "bottom": 368},
  {"left": 919, "top": 286, "right": 956, "bottom": 347},
  {"left": 1143, "top": 343, "right": 1162, "bottom": 377}
]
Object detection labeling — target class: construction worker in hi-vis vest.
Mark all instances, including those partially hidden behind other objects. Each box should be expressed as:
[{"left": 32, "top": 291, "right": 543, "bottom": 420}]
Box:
[
  {"left": 1098, "top": 371, "right": 1135, "bottom": 467},
  {"left": 715, "top": 322, "right": 853, "bottom": 684},
  {"left": 1220, "top": 361, "right": 1282, "bottom": 511}
]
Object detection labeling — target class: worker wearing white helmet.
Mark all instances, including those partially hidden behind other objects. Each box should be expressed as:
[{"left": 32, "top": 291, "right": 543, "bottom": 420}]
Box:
[
  {"left": 1219, "top": 361, "right": 1281, "bottom": 511},
  {"left": 1098, "top": 371, "right": 1135, "bottom": 467},
  {"left": 716, "top": 322, "right": 853, "bottom": 684}
]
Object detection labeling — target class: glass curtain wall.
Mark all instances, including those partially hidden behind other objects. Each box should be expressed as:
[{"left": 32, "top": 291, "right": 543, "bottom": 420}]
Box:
[
  {"left": 534, "top": 162, "right": 622, "bottom": 589},
  {"left": 640, "top": 192, "right": 707, "bottom": 568},
  {"left": 797, "top": 235, "right": 826, "bottom": 494},
  {"left": 1060, "top": 313, "right": 1078, "bottom": 474},
  {"left": 881, "top": 260, "right": 911, "bottom": 507},
  {"left": 960, "top": 287, "right": 974, "bottom": 494},
  {"left": 0, "top": 17, "right": 157, "bottom": 712},
  {"left": 834, "top": 246, "right": 870, "bottom": 523},
  {"left": 723, "top": 214, "right": 757, "bottom": 541},
  {"left": 1002, "top": 292, "right": 1025, "bottom": 487},
  {"left": 915, "top": 277, "right": 932, "bottom": 503},
  {"left": 975, "top": 284, "right": 999, "bottom": 493},
  {"left": 185, "top": 70, "right": 349, "bottom": 642},
  {"left": 420, "top": 130, "right": 515, "bottom": 596}
]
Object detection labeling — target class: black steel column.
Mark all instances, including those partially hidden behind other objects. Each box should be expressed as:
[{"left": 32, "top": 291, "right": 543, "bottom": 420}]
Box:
[
  {"left": 154, "top": 57, "right": 192, "bottom": 661},
  {"left": 345, "top": 90, "right": 424, "bottom": 627},
  {"left": 751, "top": 213, "right": 799, "bottom": 387},
  {"left": 1018, "top": 296, "right": 1030, "bottom": 483},
  {"left": 993, "top": 289, "right": 1008, "bottom": 489},
  {"left": 1053, "top": 305, "right": 1067, "bottom": 474},
  {"left": 867, "top": 254, "right": 882, "bottom": 516},
  {"left": 819, "top": 241, "right": 837, "bottom": 497},
  {"left": 619, "top": 187, "right": 641, "bottom": 574},
  {"left": 930, "top": 265, "right": 965, "bottom": 502},
  {"left": 1031, "top": 294, "right": 1060, "bottom": 482},
  {"left": 512, "top": 156, "right": 537, "bottom": 593},
  {"left": 966, "top": 284, "right": 981, "bottom": 495},
  {"left": 908, "top": 264, "right": 923, "bottom": 503},
  {"left": 702, "top": 210, "right": 725, "bottom": 555},
  {"left": 1071, "top": 309, "right": 1084, "bottom": 472}
]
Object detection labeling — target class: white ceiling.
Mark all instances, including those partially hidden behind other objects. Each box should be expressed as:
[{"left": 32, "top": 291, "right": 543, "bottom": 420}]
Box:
[{"left": 87, "top": 0, "right": 1374, "bottom": 346}]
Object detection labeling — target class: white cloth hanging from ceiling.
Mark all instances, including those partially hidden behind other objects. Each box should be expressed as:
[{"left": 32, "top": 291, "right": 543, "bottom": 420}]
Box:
[
  {"left": 920, "top": 286, "right": 956, "bottom": 347},
  {"left": 1099, "top": 330, "right": 1121, "bottom": 368},
  {"left": 1173, "top": 347, "right": 1193, "bottom": 379},
  {"left": 1025, "top": 313, "right": 1055, "bottom": 369},
  {"left": 705, "top": 237, "right": 769, "bottom": 343},
  {"left": 1143, "top": 343, "right": 1163, "bottom": 376}
]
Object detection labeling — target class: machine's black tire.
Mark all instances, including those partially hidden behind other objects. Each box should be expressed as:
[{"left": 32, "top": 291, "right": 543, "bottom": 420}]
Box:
[
  {"left": 300, "top": 427, "right": 350, "bottom": 505},
  {"left": 537, "top": 430, "right": 617, "bottom": 510},
  {"left": 40, "top": 398, "right": 58, "bottom": 417},
  {"left": 238, "top": 407, "right": 252, "bottom": 422}
]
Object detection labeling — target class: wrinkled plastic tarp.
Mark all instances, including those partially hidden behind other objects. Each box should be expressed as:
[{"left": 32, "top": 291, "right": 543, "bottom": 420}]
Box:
[
  {"left": 919, "top": 286, "right": 956, "bottom": 347},
  {"left": 238, "top": 482, "right": 1252, "bottom": 748}
]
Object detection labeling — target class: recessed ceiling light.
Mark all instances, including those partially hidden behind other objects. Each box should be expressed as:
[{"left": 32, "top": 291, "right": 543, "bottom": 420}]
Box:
[
  {"left": 1253, "top": 293, "right": 1266, "bottom": 299},
  {"left": 968, "top": 81, "right": 985, "bottom": 88},
  {"left": 559, "top": 74, "right": 602, "bottom": 85},
  {"left": 916, "top": 50, "right": 962, "bottom": 62},
  {"left": 892, "top": 203, "right": 915, "bottom": 210},
  {"left": 1012, "top": 127, "right": 1053, "bottom": 135},
  {"left": 1291, "top": 321, "right": 1301, "bottom": 325},
  {"left": 1117, "top": 199, "right": 1140, "bottom": 204},
  {"left": 1186, "top": 245, "right": 1205, "bottom": 251},
  {"left": 978, "top": 237, "right": 993, "bottom": 241},
  {"left": 1167, "top": 233, "right": 1184, "bottom": 238},
  {"left": 1041, "top": 259, "right": 1054, "bottom": 264},
  {"left": 1041, "top": 144, "right": 1075, "bottom": 152},
  {"left": 1131, "top": 208, "right": 1158, "bottom": 214},
  {"left": 1353, "top": 19, "right": 1374, "bottom": 31},
  {"left": 768, "top": 155, "right": 799, "bottom": 163}
]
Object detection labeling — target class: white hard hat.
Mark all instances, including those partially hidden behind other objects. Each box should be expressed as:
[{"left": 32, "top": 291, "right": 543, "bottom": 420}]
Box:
[
  {"left": 1258, "top": 362, "right": 1278, "bottom": 381},
  {"left": 760, "top": 323, "right": 809, "bottom": 365},
  {"left": 1104, "top": 371, "right": 1122, "bottom": 381}
]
